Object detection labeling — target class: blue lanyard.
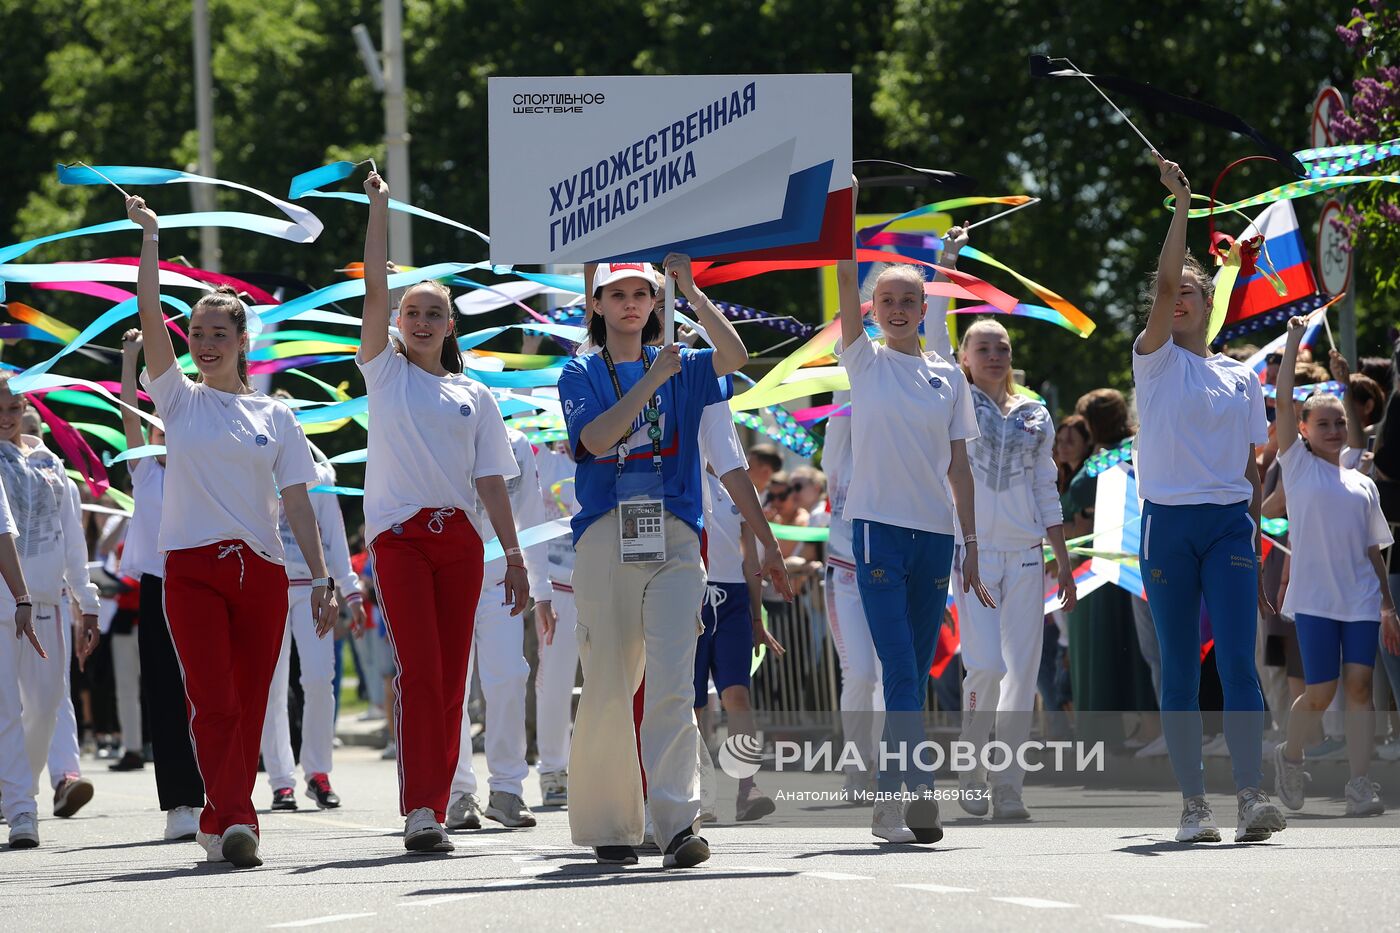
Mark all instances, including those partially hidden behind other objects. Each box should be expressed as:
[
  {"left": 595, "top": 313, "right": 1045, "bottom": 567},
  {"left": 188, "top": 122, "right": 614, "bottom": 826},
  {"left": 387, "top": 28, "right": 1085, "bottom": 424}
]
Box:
[{"left": 601, "top": 346, "right": 664, "bottom": 476}]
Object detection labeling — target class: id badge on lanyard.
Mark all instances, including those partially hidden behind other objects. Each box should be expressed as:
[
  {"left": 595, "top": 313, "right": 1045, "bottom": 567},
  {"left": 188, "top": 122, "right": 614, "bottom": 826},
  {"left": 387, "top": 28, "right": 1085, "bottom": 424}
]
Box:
[{"left": 605, "top": 347, "right": 667, "bottom": 564}]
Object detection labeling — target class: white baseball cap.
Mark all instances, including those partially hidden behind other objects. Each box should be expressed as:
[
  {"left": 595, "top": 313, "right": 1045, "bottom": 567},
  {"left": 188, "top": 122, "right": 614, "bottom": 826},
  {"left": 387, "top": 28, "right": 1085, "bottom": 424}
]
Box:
[{"left": 592, "top": 262, "right": 660, "bottom": 296}]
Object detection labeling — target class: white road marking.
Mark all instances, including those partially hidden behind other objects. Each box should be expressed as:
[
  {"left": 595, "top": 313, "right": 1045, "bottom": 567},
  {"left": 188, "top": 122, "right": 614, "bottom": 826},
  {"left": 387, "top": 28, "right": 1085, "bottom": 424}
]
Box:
[
  {"left": 799, "top": 871, "right": 873, "bottom": 881},
  {"left": 268, "top": 914, "right": 376, "bottom": 928},
  {"left": 992, "top": 897, "right": 1078, "bottom": 909},
  {"left": 1107, "top": 916, "right": 1207, "bottom": 929},
  {"left": 399, "top": 894, "right": 481, "bottom": 908},
  {"left": 897, "top": 882, "right": 977, "bottom": 894}
]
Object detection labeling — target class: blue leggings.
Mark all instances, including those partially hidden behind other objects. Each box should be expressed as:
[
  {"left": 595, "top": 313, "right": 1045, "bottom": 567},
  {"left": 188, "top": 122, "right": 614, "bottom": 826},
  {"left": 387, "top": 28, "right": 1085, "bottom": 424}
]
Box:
[
  {"left": 852, "top": 519, "right": 955, "bottom": 794},
  {"left": 1140, "top": 500, "right": 1265, "bottom": 797}
]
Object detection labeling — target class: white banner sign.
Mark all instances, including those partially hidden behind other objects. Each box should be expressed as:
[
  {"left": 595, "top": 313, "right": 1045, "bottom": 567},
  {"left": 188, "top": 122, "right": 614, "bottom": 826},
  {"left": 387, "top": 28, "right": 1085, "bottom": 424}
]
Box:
[{"left": 488, "top": 74, "right": 852, "bottom": 265}]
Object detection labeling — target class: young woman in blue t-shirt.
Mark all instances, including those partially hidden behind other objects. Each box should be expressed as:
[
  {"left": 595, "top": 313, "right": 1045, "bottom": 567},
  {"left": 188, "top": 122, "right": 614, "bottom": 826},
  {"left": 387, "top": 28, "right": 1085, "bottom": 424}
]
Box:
[{"left": 558, "top": 255, "right": 750, "bottom": 869}]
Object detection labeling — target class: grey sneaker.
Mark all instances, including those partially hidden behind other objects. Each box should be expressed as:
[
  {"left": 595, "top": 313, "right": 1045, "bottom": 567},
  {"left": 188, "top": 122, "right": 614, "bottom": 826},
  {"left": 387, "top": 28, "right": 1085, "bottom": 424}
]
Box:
[
  {"left": 991, "top": 784, "right": 1030, "bottom": 821},
  {"left": 404, "top": 806, "right": 453, "bottom": 852},
  {"left": 539, "top": 771, "right": 568, "bottom": 808},
  {"left": 904, "top": 786, "right": 944, "bottom": 844},
  {"left": 958, "top": 777, "right": 991, "bottom": 817},
  {"left": 1272, "top": 743, "right": 1308, "bottom": 811},
  {"left": 485, "top": 791, "right": 537, "bottom": 828},
  {"left": 7, "top": 812, "right": 38, "bottom": 849},
  {"left": 445, "top": 793, "right": 482, "bottom": 831},
  {"left": 1236, "top": 787, "right": 1286, "bottom": 842},
  {"left": 1344, "top": 776, "right": 1384, "bottom": 817},
  {"left": 871, "top": 797, "right": 915, "bottom": 843},
  {"left": 1175, "top": 795, "right": 1221, "bottom": 843}
]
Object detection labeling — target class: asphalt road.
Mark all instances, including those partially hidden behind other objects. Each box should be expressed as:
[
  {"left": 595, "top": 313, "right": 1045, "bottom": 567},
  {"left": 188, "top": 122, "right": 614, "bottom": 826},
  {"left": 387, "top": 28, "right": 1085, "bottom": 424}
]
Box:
[{"left": 3, "top": 746, "right": 1398, "bottom": 932}]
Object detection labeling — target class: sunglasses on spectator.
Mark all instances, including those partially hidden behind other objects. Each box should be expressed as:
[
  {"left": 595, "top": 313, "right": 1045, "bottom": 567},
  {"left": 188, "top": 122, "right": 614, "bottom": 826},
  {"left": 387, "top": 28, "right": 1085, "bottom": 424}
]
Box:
[{"left": 769, "top": 486, "right": 791, "bottom": 499}]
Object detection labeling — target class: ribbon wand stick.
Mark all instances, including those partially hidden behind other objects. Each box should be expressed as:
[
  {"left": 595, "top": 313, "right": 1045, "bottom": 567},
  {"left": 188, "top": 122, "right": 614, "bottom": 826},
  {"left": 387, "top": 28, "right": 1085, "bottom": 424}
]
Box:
[
  {"left": 965, "top": 198, "right": 1042, "bottom": 230},
  {"left": 72, "top": 161, "right": 131, "bottom": 200}
]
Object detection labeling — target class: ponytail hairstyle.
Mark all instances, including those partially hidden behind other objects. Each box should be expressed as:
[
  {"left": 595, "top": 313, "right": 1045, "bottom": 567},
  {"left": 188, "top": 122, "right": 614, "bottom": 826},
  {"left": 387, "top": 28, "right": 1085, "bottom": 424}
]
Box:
[
  {"left": 190, "top": 285, "right": 250, "bottom": 386},
  {"left": 398, "top": 279, "right": 463, "bottom": 375}
]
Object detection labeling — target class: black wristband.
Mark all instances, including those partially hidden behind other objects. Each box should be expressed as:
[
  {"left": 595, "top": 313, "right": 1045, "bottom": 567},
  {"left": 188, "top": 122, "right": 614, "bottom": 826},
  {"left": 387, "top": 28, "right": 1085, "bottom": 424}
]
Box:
[{"left": 15, "top": 600, "right": 32, "bottom": 608}]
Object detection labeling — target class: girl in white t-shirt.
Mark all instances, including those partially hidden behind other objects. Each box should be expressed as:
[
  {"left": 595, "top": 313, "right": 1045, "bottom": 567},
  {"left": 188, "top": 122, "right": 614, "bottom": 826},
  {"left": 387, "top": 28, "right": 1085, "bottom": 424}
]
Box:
[
  {"left": 955, "top": 317, "right": 1077, "bottom": 822},
  {"left": 357, "top": 172, "right": 530, "bottom": 855},
  {"left": 126, "top": 196, "right": 339, "bottom": 870},
  {"left": 836, "top": 182, "right": 994, "bottom": 847},
  {"left": 1271, "top": 315, "right": 1397, "bottom": 817},
  {"left": 1132, "top": 155, "right": 1284, "bottom": 845}
]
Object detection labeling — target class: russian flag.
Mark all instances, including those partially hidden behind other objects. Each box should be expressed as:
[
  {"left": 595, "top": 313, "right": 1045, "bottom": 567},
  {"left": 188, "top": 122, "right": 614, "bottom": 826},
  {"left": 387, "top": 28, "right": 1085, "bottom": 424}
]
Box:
[{"left": 1214, "top": 201, "right": 1326, "bottom": 343}]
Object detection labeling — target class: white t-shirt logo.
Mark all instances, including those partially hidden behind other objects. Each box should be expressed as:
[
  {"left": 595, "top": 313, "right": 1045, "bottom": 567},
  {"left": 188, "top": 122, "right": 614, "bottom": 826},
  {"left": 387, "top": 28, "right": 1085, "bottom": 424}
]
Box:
[
  {"left": 929, "top": 376, "right": 943, "bottom": 389},
  {"left": 459, "top": 403, "right": 473, "bottom": 417},
  {"left": 255, "top": 434, "right": 268, "bottom": 447}
]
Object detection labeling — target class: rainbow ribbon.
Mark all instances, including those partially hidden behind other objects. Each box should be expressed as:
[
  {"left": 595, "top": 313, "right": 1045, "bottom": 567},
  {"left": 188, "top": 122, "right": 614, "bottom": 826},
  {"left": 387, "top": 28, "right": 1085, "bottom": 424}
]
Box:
[
  {"left": 1167, "top": 175, "right": 1400, "bottom": 219},
  {"left": 1295, "top": 139, "right": 1399, "bottom": 179}
]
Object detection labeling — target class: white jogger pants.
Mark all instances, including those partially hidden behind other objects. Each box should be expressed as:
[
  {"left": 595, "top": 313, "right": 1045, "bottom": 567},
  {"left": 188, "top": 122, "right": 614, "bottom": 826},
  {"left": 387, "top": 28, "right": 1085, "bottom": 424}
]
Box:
[
  {"left": 956, "top": 546, "right": 1046, "bottom": 792},
  {"left": 260, "top": 586, "right": 337, "bottom": 789},
  {"left": 452, "top": 581, "right": 531, "bottom": 799}
]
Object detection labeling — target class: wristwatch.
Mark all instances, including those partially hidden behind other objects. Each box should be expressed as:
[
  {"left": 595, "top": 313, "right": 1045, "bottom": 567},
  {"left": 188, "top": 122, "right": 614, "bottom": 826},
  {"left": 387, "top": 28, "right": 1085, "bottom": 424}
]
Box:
[{"left": 310, "top": 576, "right": 334, "bottom": 591}]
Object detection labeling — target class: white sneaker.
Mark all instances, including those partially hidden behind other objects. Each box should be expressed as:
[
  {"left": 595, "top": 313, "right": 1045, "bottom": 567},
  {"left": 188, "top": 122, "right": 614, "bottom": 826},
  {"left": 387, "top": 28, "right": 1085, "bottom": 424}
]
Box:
[
  {"left": 1201, "top": 734, "right": 1231, "bottom": 757},
  {"left": 1378, "top": 737, "right": 1400, "bottom": 762},
  {"left": 958, "top": 777, "right": 990, "bottom": 817},
  {"left": 197, "top": 830, "right": 225, "bottom": 863},
  {"left": 1272, "top": 743, "right": 1307, "bottom": 811},
  {"left": 539, "top": 770, "right": 568, "bottom": 808},
  {"left": 1175, "top": 795, "right": 1221, "bottom": 843},
  {"left": 381, "top": 741, "right": 398, "bottom": 761},
  {"left": 1134, "top": 734, "right": 1170, "bottom": 759},
  {"left": 358, "top": 705, "right": 384, "bottom": 722},
  {"left": 7, "top": 812, "right": 39, "bottom": 849},
  {"left": 164, "top": 806, "right": 199, "bottom": 841},
  {"left": 871, "top": 798, "right": 916, "bottom": 843},
  {"left": 404, "top": 807, "right": 453, "bottom": 853},
  {"left": 991, "top": 784, "right": 1030, "bottom": 821},
  {"left": 221, "top": 824, "right": 263, "bottom": 868},
  {"left": 1236, "top": 787, "right": 1286, "bottom": 842},
  {"left": 1344, "top": 776, "right": 1385, "bottom": 817}
]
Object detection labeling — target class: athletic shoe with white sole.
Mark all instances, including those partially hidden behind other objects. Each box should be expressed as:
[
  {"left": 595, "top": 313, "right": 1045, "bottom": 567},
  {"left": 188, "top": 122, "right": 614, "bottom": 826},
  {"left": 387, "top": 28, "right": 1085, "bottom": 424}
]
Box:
[
  {"left": 872, "top": 798, "right": 916, "bottom": 843},
  {"left": 991, "top": 784, "right": 1030, "bottom": 821},
  {"left": 1344, "top": 776, "right": 1385, "bottom": 817},
  {"left": 1236, "top": 787, "right": 1286, "bottom": 842},
  {"left": 271, "top": 787, "right": 298, "bottom": 811},
  {"left": 1201, "top": 734, "right": 1231, "bottom": 757},
  {"left": 958, "top": 777, "right": 990, "bottom": 817},
  {"left": 164, "top": 806, "right": 199, "bottom": 842},
  {"left": 53, "top": 776, "right": 94, "bottom": 818},
  {"left": 1134, "top": 734, "right": 1169, "bottom": 759},
  {"left": 905, "top": 786, "right": 944, "bottom": 844},
  {"left": 404, "top": 807, "right": 453, "bottom": 852},
  {"left": 221, "top": 824, "right": 263, "bottom": 868},
  {"left": 197, "top": 830, "right": 225, "bottom": 863},
  {"left": 7, "top": 813, "right": 38, "bottom": 849},
  {"left": 1377, "top": 736, "right": 1400, "bottom": 762},
  {"left": 381, "top": 741, "right": 398, "bottom": 761},
  {"left": 445, "top": 793, "right": 482, "bottom": 831},
  {"left": 662, "top": 829, "right": 710, "bottom": 868},
  {"left": 539, "top": 770, "right": 568, "bottom": 807},
  {"left": 735, "top": 784, "right": 776, "bottom": 823},
  {"left": 1272, "top": 743, "right": 1308, "bottom": 811},
  {"left": 485, "top": 791, "right": 537, "bottom": 828},
  {"left": 1175, "top": 795, "right": 1221, "bottom": 843},
  {"left": 305, "top": 774, "right": 341, "bottom": 809}
]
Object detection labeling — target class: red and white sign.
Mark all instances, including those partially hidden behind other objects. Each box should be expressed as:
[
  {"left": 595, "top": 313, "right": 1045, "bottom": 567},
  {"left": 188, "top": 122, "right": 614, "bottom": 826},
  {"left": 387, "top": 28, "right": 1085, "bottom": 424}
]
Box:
[
  {"left": 1311, "top": 86, "right": 1346, "bottom": 151},
  {"left": 1316, "top": 199, "right": 1352, "bottom": 296}
]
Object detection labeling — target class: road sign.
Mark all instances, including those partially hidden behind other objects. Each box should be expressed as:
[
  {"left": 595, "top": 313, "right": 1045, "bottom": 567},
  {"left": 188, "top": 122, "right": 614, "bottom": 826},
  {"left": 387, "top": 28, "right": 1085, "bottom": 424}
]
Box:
[
  {"left": 1316, "top": 199, "right": 1352, "bottom": 295},
  {"left": 1311, "top": 86, "right": 1345, "bottom": 151}
]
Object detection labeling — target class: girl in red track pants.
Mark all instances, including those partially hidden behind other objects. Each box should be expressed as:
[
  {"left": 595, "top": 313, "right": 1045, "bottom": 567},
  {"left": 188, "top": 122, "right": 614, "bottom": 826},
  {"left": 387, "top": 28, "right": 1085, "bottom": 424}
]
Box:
[
  {"left": 164, "top": 544, "right": 289, "bottom": 837},
  {"left": 370, "top": 508, "right": 484, "bottom": 822}
]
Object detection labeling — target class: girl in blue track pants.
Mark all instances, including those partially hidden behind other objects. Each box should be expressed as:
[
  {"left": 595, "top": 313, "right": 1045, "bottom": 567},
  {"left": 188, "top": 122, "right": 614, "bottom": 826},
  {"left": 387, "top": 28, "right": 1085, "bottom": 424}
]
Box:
[
  {"left": 1270, "top": 316, "right": 1397, "bottom": 818},
  {"left": 836, "top": 181, "right": 996, "bottom": 847},
  {"left": 1133, "top": 154, "right": 1285, "bottom": 844}
]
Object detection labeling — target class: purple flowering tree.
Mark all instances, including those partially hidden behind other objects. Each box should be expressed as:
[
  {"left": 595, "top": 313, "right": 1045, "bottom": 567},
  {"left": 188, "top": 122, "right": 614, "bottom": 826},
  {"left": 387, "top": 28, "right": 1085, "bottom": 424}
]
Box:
[{"left": 1331, "top": 2, "right": 1400, "bottom": 294}]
